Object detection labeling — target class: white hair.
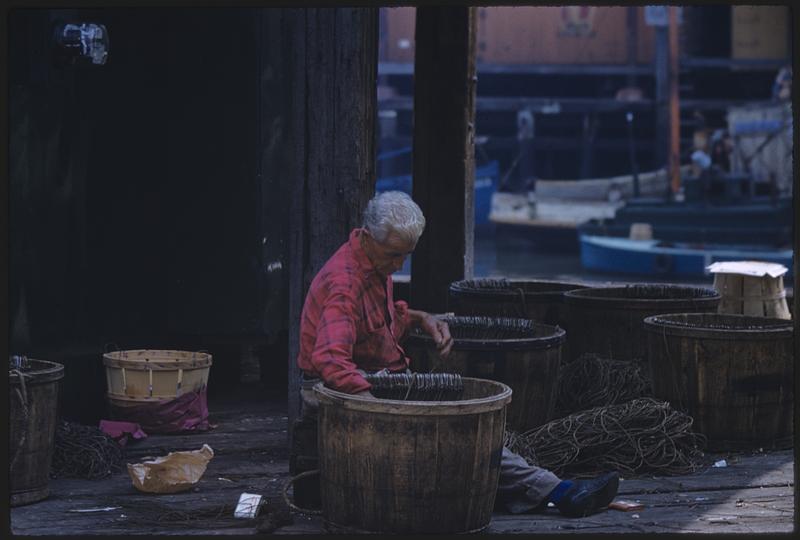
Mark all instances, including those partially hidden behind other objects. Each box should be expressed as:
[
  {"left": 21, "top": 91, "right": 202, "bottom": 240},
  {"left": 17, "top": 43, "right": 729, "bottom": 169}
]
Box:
[{"left": 363, "top": 191, "right": 426, "bottom": 244}]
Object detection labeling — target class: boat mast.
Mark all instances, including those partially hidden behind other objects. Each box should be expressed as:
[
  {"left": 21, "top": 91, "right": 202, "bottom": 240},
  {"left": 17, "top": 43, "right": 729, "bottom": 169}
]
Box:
[{"left": 668, "top": 6, "right": 681, "bottom": 195}]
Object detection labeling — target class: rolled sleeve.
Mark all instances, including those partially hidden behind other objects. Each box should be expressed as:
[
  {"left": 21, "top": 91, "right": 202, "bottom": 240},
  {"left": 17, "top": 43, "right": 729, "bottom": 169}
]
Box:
[{"left": 310, "top": 292, "right": 372, "bottom": 394}]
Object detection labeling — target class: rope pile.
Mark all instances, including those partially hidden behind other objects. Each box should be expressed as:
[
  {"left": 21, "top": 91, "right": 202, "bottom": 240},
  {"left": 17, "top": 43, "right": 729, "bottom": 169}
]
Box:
[
  {"left": 556, "top": 353, "right": 651, "bottom": 416},
  {"left": 116, "top": 497, "right": 293, "bottom": 532},
  {"left": 505, "top": 398, "right": 706, "bottom": 478},
  {"left": 364, "top": 372, "right": 464, "bottom": 401},
  {"left": 50, "top": 421, "right": 125, "bottom": 479},
  {"left": 120, "top": 501, "right": 239, "bottom": 528}
]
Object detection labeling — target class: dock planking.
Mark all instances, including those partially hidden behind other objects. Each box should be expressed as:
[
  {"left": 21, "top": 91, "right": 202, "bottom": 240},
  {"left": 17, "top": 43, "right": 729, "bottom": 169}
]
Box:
[{"left": 9, "top": 383, "right": 794, "bottom": 535}]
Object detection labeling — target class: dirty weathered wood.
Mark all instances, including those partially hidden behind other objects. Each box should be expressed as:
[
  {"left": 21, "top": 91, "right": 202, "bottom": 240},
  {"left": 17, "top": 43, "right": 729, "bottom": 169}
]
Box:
[
  {"left": 714, "top": 272, "right": 791, "bottom": 319},
  {"left": 286, "top": 7, "right": 379, "bottom": 432},
  {"left": 564, "top": 285, "right": 720, "bottom": 364},
  {"left": 410, "top": 6, "right": 477, "bottom": 313},
  {"left": 404, "top": 341, "right": 563, "bottom": 432},
  {"left": 9, "top": 384, "right": 794, "bottom": 535},
  {"left": 645, "top": 313, "right": 793, "bottom": 451},
  {"left": 315, "top": 379, "right": 510, "bottom": 534}
]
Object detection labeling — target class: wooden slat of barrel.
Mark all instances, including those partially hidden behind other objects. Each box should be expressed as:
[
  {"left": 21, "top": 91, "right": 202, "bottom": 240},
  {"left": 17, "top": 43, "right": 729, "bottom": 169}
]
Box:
[
  {"left": 565, "top": 285, "right": 720, "bottom": 365},
  {"left": 645, "top": 313, "right": 793, "bottom": 451},
  {"left": 316, "top": 379, "right": 510, "bottom": 534},
  {"left": 10, "top": 360, "right": 64, "bottom": 506},
  {"left": 415, "top": 348, "right": 560, "bottom": 432}
]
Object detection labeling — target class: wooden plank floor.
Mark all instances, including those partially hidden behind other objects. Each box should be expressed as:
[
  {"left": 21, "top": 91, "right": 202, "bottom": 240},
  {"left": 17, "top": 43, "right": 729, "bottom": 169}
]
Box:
[{"left": 10, "top": 383, "right": 794, "bottom": 535}]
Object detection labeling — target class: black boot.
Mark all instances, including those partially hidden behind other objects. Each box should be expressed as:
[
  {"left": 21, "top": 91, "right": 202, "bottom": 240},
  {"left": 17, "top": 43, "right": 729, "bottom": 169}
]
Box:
[{"left": 555, "top": 472, "right": 619, "bottom": 518}]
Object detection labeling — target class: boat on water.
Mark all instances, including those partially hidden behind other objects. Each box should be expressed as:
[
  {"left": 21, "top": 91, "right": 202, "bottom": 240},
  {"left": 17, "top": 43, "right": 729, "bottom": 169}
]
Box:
[
  {"left": 578, "top": 192, "right": 792, "bottom": 246},
  {"left": 580, "top": 235, "right": 793, "bottom": 278},
  {"left": 488, "top": 166, "right": 686, "bottom": 252},
  {"left": 576, "top": 167, "right": 793, "bottom": 277}
]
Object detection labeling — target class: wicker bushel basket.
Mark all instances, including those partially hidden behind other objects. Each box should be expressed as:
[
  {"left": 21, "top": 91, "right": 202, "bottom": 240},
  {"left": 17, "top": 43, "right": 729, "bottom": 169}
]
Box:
[{"left": 102, "top": 349, "right": 212, "bottom": 408}]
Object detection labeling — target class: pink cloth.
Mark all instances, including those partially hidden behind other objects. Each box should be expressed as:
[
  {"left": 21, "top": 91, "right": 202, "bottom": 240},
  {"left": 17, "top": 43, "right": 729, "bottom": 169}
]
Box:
[
  {"left": 108, "top": 386, "right": 210, "bottom": 434},
  {"left": 99, "top": 420, "right": 148, "bottom": 447}
]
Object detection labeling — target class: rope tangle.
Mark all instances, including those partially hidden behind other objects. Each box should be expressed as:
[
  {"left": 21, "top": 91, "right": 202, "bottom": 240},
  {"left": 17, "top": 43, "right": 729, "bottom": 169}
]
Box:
[
  {"left": 50, "top": 421, "right": 125, "bottom": 480},
  {"left": 505, "top": 397, "right": 707, "bottom": 478},
  {"left": 555, "top": 353, "right": 651, "bottom": 416}
]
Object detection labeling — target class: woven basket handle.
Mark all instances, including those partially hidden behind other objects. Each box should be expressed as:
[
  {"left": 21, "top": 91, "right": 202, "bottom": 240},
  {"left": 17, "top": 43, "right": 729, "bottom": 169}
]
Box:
[{"left": 282, "top": 470, "right": 322, "bottom": 515}]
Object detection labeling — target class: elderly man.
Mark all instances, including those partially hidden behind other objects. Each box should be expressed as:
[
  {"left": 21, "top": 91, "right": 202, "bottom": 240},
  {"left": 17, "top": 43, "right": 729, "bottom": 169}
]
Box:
[{"left": 297, "top": 190, "right": 618, "bottom": 517}]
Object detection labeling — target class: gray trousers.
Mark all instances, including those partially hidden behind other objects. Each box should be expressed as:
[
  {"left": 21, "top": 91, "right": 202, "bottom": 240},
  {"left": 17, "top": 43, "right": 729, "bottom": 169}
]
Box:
[{"left": 300, "top": 375, "right": 561, "bottom": 512}]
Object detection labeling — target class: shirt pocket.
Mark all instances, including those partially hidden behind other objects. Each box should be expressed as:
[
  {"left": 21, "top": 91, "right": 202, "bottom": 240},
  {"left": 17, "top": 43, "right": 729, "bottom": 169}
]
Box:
[{"left": 355, "top": 299, "right": 387, "bottom": 344}]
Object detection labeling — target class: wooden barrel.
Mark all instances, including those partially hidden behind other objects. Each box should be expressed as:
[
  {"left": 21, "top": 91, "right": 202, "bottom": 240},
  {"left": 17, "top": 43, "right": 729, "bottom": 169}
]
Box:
[
  {"left": 448, "top": 278, "right": 587, "bottom": 327},
  {"left": 315, "top": 378, "right": 511, "bottom": 534},
  {"left": 564, "top": 284, "right": 720, "bottom": 367},
  {"left": 404, "top": 316, "right": 564, "bottom": 432},
  {"left": 9, "top": 358, "right": 65, "bottom": 506},
  {"left": 644, "top": 313, "right": 793, "bottom": 451},
  {"left": 102, "top": 349, "right": 212, "bottom": 407}
]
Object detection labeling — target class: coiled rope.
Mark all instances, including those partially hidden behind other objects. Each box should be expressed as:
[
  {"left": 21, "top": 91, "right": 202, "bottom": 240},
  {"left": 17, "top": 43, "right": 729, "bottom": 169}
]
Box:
[{"left": 505, "top": 398, "right": 707, "bottom": 478}]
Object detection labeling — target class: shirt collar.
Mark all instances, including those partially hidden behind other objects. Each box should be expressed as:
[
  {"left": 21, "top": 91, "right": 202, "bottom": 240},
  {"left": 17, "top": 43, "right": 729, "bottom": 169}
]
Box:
[{"left": 349, "top": 228, "right": 378, "bottom": 276}]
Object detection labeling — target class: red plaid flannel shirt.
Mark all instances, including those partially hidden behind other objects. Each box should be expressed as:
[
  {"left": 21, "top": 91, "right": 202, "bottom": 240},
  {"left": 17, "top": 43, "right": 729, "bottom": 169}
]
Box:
[{"left": 297, "top": 228, "right": 412, "bottom": 393}]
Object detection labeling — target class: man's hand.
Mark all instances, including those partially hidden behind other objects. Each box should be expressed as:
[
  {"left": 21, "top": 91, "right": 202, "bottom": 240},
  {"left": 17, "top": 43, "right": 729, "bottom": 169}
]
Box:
[
  {"left": 409, "top": 310, "right": 454, "bottom": 358},
  {"left": 355, "top": 389, "right": 375, "bottom": 399}
]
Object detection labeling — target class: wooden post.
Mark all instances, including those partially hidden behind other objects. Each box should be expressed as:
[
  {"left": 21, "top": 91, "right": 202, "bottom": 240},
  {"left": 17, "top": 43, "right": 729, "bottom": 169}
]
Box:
[
  {"left": 285, "top": 8, "right": 379, "bottom": 432},
  {"left": 654, "top": 22, "right": 669, "bottom": 174},
  {"left": 668, "top": 6, "right": 681, "bottom": 194},
  {"left": 579, "top": 112, "right": 597, "bottom": 179},
  {"left": 411, "top": 7, "right": 477, "bottom": 313},
  {"left": 626, "top": 6, "right": 638, "bottom": 88},
  {"left": 795, "top": 161, "right": 799, "bottom": 360}
]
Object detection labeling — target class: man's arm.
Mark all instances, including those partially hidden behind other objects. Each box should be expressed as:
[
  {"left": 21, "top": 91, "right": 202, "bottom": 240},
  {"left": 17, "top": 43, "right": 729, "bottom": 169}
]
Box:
[
  {"left": 406, "top": 308, "right": 454, "bottom": 358},
  {"left": 310, "top": 291, "right": 372, "bottom": 394}
]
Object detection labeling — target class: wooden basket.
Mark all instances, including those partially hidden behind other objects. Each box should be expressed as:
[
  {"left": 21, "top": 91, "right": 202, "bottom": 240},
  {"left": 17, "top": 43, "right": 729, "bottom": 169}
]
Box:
[
  {"left": 103, "top": 349, "right": 212, "bottom": 407},
  {"left": 713, "top": 272, "right": 791, "bottom": 319}
]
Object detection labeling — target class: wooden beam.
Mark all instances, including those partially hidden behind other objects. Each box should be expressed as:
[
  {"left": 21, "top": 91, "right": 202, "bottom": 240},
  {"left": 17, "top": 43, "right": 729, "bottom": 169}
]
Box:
[
  {"left": 626, "top": 6, "right": 638, "bottom": 88},
  {"left": 380, "top": 95, "right": 654, "bottom": 113},
  {"left": 668, "top": 6, "right": 681, "bottom": 194},
  {"left": 286, "top": 8, "right": 378, "bottom": 432},
  {"left": 380, "top": 57, "right": 789, "bottom": 76},
  {"left": 410, "top": 7, "right": 477, "bottom": 313},
  {"left": 380, "top": 61, "right": 654, "bottom": 76},
  {"left": 795, "top": 144, "right": 799, "bottom": 366},
  {"left": 579, "top": 112, "right": 598, "bottom": 179},
  {"left": 654, "top": 23, "right": 669, "bottom": 172}
]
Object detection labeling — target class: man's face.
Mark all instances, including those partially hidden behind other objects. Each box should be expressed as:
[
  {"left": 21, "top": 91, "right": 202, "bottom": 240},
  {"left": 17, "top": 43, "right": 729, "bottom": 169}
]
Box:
[{"left": 363, "top": 230, "right": 416, "bottom": 278}]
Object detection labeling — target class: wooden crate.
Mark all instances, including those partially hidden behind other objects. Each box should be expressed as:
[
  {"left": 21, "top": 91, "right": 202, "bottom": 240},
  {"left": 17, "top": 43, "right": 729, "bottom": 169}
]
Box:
[
  {"left": 731, "top": 6, "right": 789, "bottom": 60},
  {"left": 383, "top": 6, "right": 656, "bottom": 65},
  {"left": 478, "top": 6, "right": 638, "bottom": 64},
  {"left": 384, "top": 7, "right": 416, "bottom": 63}
]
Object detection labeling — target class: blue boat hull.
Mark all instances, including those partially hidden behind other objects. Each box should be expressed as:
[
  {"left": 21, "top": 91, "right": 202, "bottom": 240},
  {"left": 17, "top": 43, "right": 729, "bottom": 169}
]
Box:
[
  {"left": 580, "top": 235, "right": 793, "bottom": 277},
  {"left": 578, "top": 196, "right": 792, "bottom": 247}
]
